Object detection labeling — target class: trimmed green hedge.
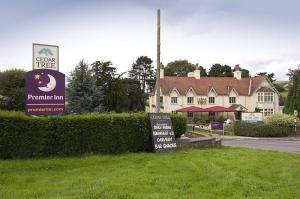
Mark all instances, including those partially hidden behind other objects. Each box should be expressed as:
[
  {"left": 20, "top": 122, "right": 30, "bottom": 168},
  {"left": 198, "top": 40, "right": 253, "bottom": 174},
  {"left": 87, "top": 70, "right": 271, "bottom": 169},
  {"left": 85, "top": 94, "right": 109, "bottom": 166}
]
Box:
[
  {"left": 0, "top": 111, "right": 186, "bottom": 159},
  {"left": 234, "top": 122, "right": 293, "bottom": 137}
]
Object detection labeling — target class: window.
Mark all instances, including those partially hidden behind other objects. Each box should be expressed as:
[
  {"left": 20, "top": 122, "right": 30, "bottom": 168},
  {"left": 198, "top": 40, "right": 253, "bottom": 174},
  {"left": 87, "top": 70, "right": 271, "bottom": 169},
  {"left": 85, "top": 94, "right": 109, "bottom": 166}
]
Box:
[
  {"left": 187, "top": 112, "right": 193, "bottom": 117},
  {"left": 264, "top": 93, "right": 274, "bottom": 102},
  {"left": 209, "top": 97, "right": 215, "bottom": 104},
  {"left": 209, "top": 112, "right": 216, "bottom": 119},
  {"left": 171, "top": 97, "right": 177, "bottom": 104},
  {"left": 160, "top": 96, "right": 163, "bottom": 103},
  {"left": 187, "top": 97, "right": 194, "bottom": 104},
  {"left": 258, "top": 93, "right": 263, "bottom": 102},
  {"left": 264, "top": 108, "right": 273, "bottom": 116},
  {"left": 209, "top": 112, "right": 215, "bottom": 117},
  {"left": 258, "top": 92, "right": 274, "bottom": 102},
  {"left": 229, "top": 97, "right": 236, "bottom": 104}
]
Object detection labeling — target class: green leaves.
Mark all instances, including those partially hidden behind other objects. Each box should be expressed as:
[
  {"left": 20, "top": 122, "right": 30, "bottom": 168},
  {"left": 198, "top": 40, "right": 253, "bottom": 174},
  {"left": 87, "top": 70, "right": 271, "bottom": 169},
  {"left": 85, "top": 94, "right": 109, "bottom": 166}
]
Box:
[
  {"left": 0, "top": 69, "right": 26, "bottom": 111},
  {"left": 0, "top": 111, "right": 187, "bottom": 158}
]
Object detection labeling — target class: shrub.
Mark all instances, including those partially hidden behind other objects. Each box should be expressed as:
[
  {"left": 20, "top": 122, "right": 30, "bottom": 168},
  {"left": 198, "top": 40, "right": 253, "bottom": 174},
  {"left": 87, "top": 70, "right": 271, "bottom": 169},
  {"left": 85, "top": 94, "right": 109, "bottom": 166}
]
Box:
[
  {"left": 0, "top": 111, "right": 187, "bottom": 159},
  {"left": 267, "top": 113, "right": 299, "bottom": 127},
  {"left": 171, "top": 114, "right": 187, "bottom": 138},
  {"left": 234, "top": 122, "right": 293, "bottom": 137}
]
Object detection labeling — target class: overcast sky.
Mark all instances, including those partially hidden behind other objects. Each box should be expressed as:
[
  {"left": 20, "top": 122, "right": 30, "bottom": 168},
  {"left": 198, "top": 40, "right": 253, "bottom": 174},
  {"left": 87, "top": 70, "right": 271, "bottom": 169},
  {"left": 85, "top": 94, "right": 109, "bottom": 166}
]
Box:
[{"left": 1, "top": 0, "right": 300, "bottom": 80}]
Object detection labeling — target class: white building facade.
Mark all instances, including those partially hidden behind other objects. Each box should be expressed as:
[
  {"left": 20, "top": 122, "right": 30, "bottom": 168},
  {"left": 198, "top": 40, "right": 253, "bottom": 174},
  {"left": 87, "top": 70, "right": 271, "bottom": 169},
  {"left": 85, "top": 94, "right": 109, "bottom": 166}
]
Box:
[{"left": 146, "top": 65, "right": 280, "bottom": 120}]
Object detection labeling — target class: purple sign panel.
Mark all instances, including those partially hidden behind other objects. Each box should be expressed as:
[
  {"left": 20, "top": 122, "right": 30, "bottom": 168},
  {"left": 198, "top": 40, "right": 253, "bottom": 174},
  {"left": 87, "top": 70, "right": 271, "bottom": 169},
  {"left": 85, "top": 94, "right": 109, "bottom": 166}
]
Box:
[
  {"left": 211, "top": 122, "right": 224, "bottom": 131},
  {"left": 25, "top": 69, "right": 65, "bottom": 116}
]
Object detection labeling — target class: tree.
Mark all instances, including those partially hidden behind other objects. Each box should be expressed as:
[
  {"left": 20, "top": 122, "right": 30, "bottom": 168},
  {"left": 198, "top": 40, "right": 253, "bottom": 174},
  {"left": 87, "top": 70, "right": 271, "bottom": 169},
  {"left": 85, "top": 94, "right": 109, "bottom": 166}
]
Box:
[
  {"left": 241, "top": 69, "right": 250, "bottom": 77},
  {"left": 165, "top": 60, "right": 193, "bottom": 76},
  {"left": 256, "top": 72, "right": 276, "bottom": 82},
  {"left": 67, "top": 60, "right": 103, "bottom": 114},
  {"left": 283, "top": 67, "right": 300, "bottom": 116},
  {"left": 0, "top": 69, "right": 26, "bottom": 111},
  {"left": 128, "top": 56, "right": 156, "bottom": 93},
  {"left": 164, "top": 60, "right": 207, "bottom": 77},
  {"left": 122, "top": 78, "right": 146, "bottom": 111},
  {"left": 208, "top": 64, "right": 233, "bottom": 77}
]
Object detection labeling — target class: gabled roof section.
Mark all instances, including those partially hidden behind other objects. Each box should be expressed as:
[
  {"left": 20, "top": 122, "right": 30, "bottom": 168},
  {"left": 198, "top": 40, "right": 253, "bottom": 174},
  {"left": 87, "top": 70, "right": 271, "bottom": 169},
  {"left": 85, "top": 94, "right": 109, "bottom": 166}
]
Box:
[
  {"left": 207, "top": 86, "right": 218, "bottom": 96},
  {"left": 250, "top": 75, "right": 267, "bottom": 94},
  {"left": 185, "top": 87, "right": 197, "bottom": 96},
  {"left": 169, "top": 87, "right": 180, "bottom": 95},
  {"left": 228, "top": 87, "right": 239, "bottom": 96}
]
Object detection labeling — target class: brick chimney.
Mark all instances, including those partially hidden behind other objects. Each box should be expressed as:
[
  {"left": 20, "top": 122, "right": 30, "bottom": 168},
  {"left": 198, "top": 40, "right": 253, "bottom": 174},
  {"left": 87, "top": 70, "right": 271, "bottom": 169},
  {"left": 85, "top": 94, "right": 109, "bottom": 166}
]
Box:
[
  {"left": 160, "top": 63, "right": 164, "bottom": 79},
  {"left": 194, "top": 63, "right": 201, "bottom": 79},
  {"left": 233, "top": 64, "right": 242, "bottom": 80}
]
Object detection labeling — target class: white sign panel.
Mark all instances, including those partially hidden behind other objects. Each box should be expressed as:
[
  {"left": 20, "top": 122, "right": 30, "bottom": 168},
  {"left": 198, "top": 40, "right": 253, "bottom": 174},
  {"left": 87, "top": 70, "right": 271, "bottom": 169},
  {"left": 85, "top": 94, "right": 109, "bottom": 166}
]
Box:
[
  {"left": 294, "top": 110, "right": 298, "bottom": 117},
  {"left": 33, "top": 43, "right": 59, "bottom": 71},
  {"left": 241, "top": 112, "right": 263, "bottom": 123}
]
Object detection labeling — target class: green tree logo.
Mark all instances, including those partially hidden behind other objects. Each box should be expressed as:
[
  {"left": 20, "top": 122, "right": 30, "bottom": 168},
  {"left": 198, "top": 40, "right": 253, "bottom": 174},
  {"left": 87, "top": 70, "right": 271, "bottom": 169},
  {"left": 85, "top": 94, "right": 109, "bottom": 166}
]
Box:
[{"left": 38, "top": 48, "right": 53, "bottom": 56}]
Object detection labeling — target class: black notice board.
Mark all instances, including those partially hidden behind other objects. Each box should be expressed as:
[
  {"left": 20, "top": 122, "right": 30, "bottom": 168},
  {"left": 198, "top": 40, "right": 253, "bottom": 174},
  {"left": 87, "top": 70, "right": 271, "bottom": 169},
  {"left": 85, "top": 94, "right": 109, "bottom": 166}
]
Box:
[{"left": 149, "top": 113, "right": 177, "bottom": 153}]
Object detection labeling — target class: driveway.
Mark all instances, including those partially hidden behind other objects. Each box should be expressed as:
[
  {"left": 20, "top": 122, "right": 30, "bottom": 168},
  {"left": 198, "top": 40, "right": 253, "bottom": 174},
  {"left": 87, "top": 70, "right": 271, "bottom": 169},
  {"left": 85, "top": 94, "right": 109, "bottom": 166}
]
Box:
[{"left": 222, "top": 137, "right": 300, "bottom": 154}]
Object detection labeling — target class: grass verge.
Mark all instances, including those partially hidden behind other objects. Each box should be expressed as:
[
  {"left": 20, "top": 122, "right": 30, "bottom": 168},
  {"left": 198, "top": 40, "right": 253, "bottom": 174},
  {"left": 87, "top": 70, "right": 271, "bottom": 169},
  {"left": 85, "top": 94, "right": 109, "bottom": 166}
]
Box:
[{"left": 0, "top": 148, "right": 300, "bottom": 199}]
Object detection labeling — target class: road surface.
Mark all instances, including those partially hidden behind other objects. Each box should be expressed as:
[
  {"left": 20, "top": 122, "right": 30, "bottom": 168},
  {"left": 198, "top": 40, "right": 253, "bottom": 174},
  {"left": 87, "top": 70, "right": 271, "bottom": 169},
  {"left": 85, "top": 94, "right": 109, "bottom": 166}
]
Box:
[{"left": 222, "top": 138, "right": 300, "bottom": 154}]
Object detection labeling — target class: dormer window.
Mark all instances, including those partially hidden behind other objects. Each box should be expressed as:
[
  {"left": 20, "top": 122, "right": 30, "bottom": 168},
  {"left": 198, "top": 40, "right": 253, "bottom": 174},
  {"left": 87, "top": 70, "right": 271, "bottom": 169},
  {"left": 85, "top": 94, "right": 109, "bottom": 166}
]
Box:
[
  {"left": 171, "top": 97, "right": 177, "bottom": 104},
  {"left": 229, "top": 97, "right": 236, "bottom": 104},
  {"left": 209, "top": 97, "right": 215, "bottom": 104},
  {"left": 187, "top": 97, "right": 194, "bottom": 104}
]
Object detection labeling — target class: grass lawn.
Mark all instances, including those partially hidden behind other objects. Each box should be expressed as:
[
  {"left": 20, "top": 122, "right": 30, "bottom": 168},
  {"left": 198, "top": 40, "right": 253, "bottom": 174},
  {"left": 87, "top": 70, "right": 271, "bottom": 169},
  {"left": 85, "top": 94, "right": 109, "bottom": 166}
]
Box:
[{"left": 1, "top": 148, "right": 300, "bottom": 199}]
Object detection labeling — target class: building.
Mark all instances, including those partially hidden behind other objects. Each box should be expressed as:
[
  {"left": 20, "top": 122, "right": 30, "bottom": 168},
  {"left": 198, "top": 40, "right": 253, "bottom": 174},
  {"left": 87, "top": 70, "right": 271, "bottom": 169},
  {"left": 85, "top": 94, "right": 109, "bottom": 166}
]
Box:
[{"left": 146, "top": 64, "right": 280, "bottom": 121}]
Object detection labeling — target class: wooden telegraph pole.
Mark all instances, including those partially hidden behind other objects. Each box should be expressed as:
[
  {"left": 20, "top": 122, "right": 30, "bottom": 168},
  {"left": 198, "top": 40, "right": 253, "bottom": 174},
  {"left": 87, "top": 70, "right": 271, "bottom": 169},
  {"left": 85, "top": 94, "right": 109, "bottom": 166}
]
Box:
[{"left": 155, "top": 9, "right": 161, "bottom": 113}]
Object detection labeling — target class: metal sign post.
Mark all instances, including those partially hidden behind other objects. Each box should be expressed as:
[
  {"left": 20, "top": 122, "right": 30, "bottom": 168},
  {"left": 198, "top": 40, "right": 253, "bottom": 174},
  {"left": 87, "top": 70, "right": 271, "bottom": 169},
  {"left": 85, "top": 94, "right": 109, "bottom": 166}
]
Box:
[{"left": 294, "top": 110, "right": 298, "bottom": 136}]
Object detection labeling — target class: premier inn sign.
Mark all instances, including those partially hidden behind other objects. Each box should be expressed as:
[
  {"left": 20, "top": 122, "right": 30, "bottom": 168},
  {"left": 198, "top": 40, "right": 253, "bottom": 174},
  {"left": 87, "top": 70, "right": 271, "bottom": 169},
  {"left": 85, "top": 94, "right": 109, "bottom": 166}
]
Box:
[
  {"left": 33, "top": 43, "right": 59, "bottom": 71},
  {"left": 25, "top": 69, "right": 65, "bottom": 116}
]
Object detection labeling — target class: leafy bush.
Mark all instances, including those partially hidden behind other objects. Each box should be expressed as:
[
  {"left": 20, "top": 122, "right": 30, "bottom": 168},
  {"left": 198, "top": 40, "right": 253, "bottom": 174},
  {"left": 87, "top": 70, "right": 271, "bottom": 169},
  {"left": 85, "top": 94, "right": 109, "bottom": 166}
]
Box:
[
  {"left": 224, "top": 124, "right": 234, "bottom": 135},
  {"left": 0, "top": 111, "right": 186, "bottom": 159},
  {"left": 217, "top": 116, "right": 225, "bottom": 123},
  {"left": 234, "top": 122, "right": 293, "bottom": 137},
  {"left": 267, "top": 113, "right": 299, "bottom": 127},
  {"left": 171, "top": 114, "right": 187, "bottom": 138}
]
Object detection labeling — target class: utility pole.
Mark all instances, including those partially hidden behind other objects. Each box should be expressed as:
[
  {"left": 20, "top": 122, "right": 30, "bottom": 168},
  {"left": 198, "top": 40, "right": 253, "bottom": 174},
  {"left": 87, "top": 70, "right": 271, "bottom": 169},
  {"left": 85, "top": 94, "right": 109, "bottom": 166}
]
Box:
[{"left": 155, "top": 9, "right": 161, "bottom": 113}]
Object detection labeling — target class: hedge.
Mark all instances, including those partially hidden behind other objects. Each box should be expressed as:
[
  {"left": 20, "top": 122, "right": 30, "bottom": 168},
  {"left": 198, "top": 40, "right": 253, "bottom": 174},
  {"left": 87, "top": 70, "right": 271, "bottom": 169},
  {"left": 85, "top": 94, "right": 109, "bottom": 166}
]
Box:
[
  {"left": 234, "top": 122, "right": 293, "bottom": 137},
  {"left": 0, "top": 111, "right": 187, "bottom": 159},
  {"left": 267, "top": 113, "right": 299, "bottom": 127}
]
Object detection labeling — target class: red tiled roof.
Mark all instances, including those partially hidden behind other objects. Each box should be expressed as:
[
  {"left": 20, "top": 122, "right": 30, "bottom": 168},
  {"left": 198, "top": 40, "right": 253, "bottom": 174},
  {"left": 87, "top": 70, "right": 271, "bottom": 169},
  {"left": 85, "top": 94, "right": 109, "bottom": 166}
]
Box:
[{"left": 160, "top": 76, "right": 266, "bottom": 96}]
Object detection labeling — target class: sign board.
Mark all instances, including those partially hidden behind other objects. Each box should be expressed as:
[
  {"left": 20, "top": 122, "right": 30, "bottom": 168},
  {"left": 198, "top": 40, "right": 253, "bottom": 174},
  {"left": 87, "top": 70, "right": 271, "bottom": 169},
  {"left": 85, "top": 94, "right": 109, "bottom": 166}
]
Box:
[
  {"left": 33, "top": 43, "right": 59, "bottom": 71},
  {"left": 149, "top": 113, "right": 177, "bottom": 153},
  {"left": 211, "top": 122, "right": 224, "bottom": 131},
  {"left": 294, "top": 110, "right": 298, "bottom": 117},
  {"left": 241, "top": 112, "right": 263, "bottom": 124},
  {"left": 25, "top": 69, "right": 65, "bottom": 115}
]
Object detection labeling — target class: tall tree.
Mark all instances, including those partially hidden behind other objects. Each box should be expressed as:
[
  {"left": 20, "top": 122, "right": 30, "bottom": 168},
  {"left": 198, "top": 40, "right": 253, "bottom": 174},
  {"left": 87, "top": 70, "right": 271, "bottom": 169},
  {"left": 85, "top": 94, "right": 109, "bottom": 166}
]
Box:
[
  {"left": 164, "top": 60, "right": 207, "bottom": 77},
  {"left": 128, "top": 56, "right": 156, "bottom": 93},
  {"left": 257, "top": 72, "right": 276, "bottom": 82},
  {"left": 122, "top": 78, "right": 146, "bottom": 111},
  {"left": 91, "top": 60, "right": 117, "bottom": 111},
  {"left": 0, "top": 69, "right": 26, "bottom": 111},
  {"left": 283, "top": 66, "right": 300, "bottom": 116},
  {"left": 208, "top": 64, "right": 233, "bottom": 77},
  {"left": 67, "top": 60, "right": 103, "bottom": 114}
]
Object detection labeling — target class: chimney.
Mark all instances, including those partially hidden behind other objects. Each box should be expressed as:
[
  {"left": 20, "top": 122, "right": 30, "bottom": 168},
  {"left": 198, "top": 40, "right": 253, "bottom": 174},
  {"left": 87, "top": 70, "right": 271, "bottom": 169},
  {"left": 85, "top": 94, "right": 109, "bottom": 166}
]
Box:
[
  {"left": 194, "top": 63, "right": 201, "bottom": 79},
  {"left": 160, "top": 63, "right": 164, "bottom": 79},
  {"left": 233, "top": 64, "right": 242, "bottom": 80}
]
